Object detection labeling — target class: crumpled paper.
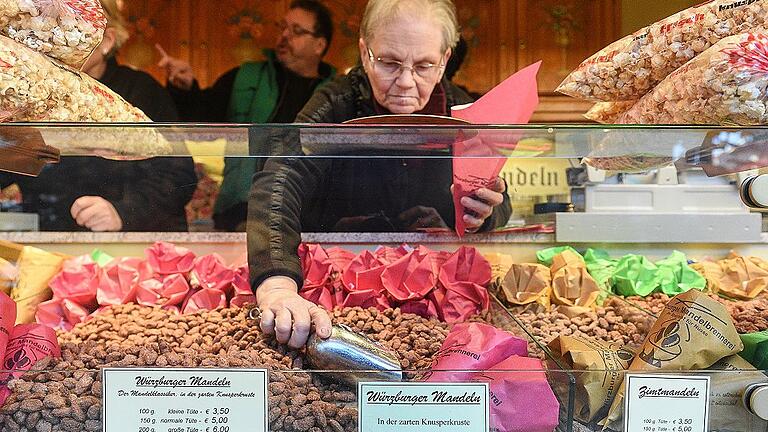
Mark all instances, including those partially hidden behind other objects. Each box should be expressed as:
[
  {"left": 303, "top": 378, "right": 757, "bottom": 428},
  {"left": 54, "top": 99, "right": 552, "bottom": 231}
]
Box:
[
  {"left": 437, "top": 247, "right": 491, "bottom": 323},
  {"left": 718, "top": 253, "right": 768, "bottom": 300},
  {"left": 96, "top": 257, "right": 150, "bottom": 307},
  {"left": 48, "top": 255, "right": 99, "bottom": 310},
  {"left": 189, "top": 253, "right": 235, "bottom": 295},
  {"left": 740, "top": 331, "right": 768, "bottom": 370},
  {"left": 145, "top": 241, "right": 196, "bottom": 275},
  {"left": 230, "top": 265, "right": 256, "bottom": 308},
  {"left": 689, "top": 260, "right": 723, "bottom": 294},
  {"left": 499, "top": 263, "right": 551, "bottom": 310},
  {"left": 136, "top": 274, "right": 190, "bottom": 309},
  {"left": 537, "top": 246, "right": 579, "bottom": 267},
  {"left": 611, "top": 251, "right": 705, "bottom": 297},
  {"left": 381, "top": 250, "right": 436, "bottom": 302},
  {"left": 182, "top": 289, "right": 228, "bottom": 314},
  {"left": 550, "top": 250, "right": 600, "bottom": 314},
  {"left": 34, "top": 298, "right": 72, "bottom": 331}
]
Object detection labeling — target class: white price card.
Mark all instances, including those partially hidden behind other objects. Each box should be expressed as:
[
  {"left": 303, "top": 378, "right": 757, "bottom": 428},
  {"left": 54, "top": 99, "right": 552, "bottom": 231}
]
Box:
[
  {"left": 358, "top": 382, "right": 489, "bottom": 432},
  {"left": 102, "top": 368, "right": 268, "bottom": 432},
  {"left": 624, "top": 374, "right": 710, "bottom": 432}
]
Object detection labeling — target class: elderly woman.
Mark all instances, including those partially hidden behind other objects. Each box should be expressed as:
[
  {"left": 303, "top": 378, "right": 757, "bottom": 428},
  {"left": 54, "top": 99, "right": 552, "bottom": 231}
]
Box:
[{"left": 249, "top": 0, "right": 511, "bottom": 348}]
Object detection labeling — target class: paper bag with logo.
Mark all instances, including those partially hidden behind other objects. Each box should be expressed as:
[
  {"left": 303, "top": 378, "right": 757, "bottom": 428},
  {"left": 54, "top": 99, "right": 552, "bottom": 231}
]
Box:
[
  {"left": 548, "top": 335, "right": 633, "bottom": 423},
  {"left": 11, "top": 246, "right": 66, "bottom": 324},
  {"left": 0, "top": 323, "right": 60, "bottom": 405},
  {"left": 550, "top": 250, "right": 600, "bottom": 311},
  {"left": 602, "top": 289, "right": 743, "bottom": 428},
  {"left": 499, "top": 263, "right": 551, "bottom": 310},
  {"left": 427, "top": 322, "right": 528, "bottom": 383},
  {"left": 718, "top": 254, "right": 768, "bottom": 300},
  {"left": 707, "top": 355, "right": 768, "bottom": 432},
  {"left": 470, "top": 355, "right": 560, "bottom": 432}
]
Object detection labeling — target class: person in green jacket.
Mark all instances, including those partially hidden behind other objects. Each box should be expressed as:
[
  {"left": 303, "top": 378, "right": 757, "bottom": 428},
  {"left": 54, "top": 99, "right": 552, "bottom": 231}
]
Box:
[{"left": 157, "top": 0, "right": 336, "bottom": 231}]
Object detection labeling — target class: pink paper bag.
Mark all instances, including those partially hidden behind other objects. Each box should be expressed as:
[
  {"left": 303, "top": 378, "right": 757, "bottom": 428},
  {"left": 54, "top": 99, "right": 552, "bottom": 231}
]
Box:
[
  {"left": 0, "top": 323, "right": 61, "bottom": 405},
  {"left": 451, "top": 62, "right": 541, "bottom": 236},
  {"left": 49, "top": 255, "right": 99, "bottom": 309},
  {"left": 381, "top": 250, "right": 436, "bottom": 302},
  {"left": 471, "top": 355, "right": 560, "bottom": 432},
  {"left": 229, "top": 265, "right": 256, "bottom": 308},
  {"left": 61, "top": 298, "right": 91, "bottom": 327},
  {"left": 0, "top": 292, "right": 16, "bottom": 364},
  {"left": 341, "top": 250, "right": 387, "bottom": 294},
  {"left": 182, "top": 288, "right": 227, "bottom": 314},
  {"left": 189, "top": 254, "right": 234, "bottom": 294},
  {"left": 35, "top": 299, "right": 72, "bottom": 331},
  {"left": 437, "top": 247, "right": 491, "bottom": 321},
  {"left": 96, "top": 257, "right": 149, "bottom": 306},
  {"left": 136, "top": 274, "right": 190, "bottom": 308},
  {"left": 427, "top": 322, "right": 528, "bottom": 382},
  {"left": 145, "top": 241, "right": 196, "bottom": 275}
]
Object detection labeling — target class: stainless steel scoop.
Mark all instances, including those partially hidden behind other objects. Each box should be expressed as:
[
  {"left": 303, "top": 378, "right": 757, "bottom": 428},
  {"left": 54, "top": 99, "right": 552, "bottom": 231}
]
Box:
[{"left": 248, "top": 307, "right": 402, "bottom": 387}]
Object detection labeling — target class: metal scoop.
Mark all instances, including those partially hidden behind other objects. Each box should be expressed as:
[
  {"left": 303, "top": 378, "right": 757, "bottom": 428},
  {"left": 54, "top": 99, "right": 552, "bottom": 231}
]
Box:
[{"left": 248, "top": 307, "right": 402, "bottom": 387}]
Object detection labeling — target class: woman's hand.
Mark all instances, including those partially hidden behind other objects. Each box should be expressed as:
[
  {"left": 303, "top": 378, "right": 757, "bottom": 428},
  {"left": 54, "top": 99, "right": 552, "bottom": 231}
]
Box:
[
  {"left": 457, "top": 177, "right": 506, "bottom": 233},
  {"left": 70, "top": 196, "right": 123, "bottom": 231},
  {"left": 256, "top": 276, "right": 332, "bottom": 349}
]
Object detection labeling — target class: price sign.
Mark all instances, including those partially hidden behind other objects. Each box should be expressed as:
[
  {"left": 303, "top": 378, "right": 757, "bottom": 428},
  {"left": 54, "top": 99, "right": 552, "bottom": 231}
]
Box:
[
  {"left": 358, "top": 382, "right": 489, "bottom": 432},
  {"left": 102, "top": 368, "right": 268, "bottom": 432},
  {"left": 624, "top": 374, "right": 710, "bottom": 432}
]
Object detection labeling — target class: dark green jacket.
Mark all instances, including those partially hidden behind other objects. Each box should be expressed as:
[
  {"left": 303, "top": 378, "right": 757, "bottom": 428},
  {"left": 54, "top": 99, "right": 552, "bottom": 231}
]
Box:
[{"left": 215, "top": 50, "right": 335, "bottom": 219}]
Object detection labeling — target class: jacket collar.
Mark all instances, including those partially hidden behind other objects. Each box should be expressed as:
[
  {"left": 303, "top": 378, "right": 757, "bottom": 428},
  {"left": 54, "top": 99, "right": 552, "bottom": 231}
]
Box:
[{"left": 262, "top": 48, "right": 336, "bottom": 81}]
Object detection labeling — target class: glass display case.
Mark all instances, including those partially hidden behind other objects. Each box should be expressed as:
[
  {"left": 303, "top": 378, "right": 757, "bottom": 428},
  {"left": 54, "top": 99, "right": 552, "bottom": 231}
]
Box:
[{"left": 0, "top": 123, "right": 767, "bottom": 432}]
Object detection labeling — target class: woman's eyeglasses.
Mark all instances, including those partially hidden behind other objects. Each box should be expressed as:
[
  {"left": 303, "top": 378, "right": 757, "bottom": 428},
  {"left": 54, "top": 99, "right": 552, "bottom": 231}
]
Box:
[{"left": 367, "top": 48, "right": 445, "bottom": 81}]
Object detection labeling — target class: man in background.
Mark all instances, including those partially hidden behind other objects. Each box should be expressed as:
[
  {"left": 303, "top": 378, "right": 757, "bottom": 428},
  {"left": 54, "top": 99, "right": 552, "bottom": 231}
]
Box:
[{"left": 157, "top": 0, "right": 335, "bottom": 231}]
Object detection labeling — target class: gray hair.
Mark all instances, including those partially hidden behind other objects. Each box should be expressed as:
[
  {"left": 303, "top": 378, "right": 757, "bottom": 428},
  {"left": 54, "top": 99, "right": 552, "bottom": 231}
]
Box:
[{"left": 360, "top": 0, "right": 459, "bottom": 52}]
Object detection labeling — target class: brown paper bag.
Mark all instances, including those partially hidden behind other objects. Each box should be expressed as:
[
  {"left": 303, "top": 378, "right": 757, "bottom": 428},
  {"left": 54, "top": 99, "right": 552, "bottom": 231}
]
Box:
[
  {"left": 499, "top": 263, "right": 551, "bottom": 310},
  {"left": 707, "top": 355, "right": 768, "bottom": 432},
  {"left": 548, "top": 335, "right": 634, "bottom": 423},
  {"left": 10, "top": 246, "right": 65, "bottom": 324},
  {"left": 485, "top": 253, "right": 515, "bottom": 284},
  {"left": 0, "top": 258, "right": 16, "bottom": 296},
  {"left": 602, "top": 289, "right": 743, "bottom": 429},
  {"left": 718, "top": 254, "right": 768, "bottom": 300},
  {"left": 551, "top": 250, "right": 600, "bottom": 309},
  {"left": 689, "top": 261, "right": 723, "bottom": 294}
]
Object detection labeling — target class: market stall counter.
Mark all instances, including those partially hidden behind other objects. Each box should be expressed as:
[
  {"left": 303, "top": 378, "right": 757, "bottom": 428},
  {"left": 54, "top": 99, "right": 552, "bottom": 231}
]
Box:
[{"left": 1, "top": 123, "right": 768, "bottom": 432}]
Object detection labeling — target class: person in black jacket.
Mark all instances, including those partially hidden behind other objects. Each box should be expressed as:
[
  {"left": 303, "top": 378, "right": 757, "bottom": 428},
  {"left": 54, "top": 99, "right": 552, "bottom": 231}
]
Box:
[
  {"left": 0, "top": 0, "right": 196, "bottom": 231},
  {"left": 248, "top": 0, "right": 512, "bottom": 348}
]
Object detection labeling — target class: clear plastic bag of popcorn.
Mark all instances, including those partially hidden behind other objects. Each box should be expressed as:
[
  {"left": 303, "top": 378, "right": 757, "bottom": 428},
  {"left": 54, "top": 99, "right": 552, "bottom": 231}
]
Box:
[
  {"left": 0, "top": 0, "right": 106, "bottom": 68},
  {"left": 0, "top": 35, "right": 171, "bottom": 156},
  {"left": 558, "top": 0, "right": 768, "bottom": 102},
  {"left": 584, "top": 101, "right": 636, "bottom": 124},
  {"left": 618, "top": 32, "right": 768, "bottom": 125}
]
